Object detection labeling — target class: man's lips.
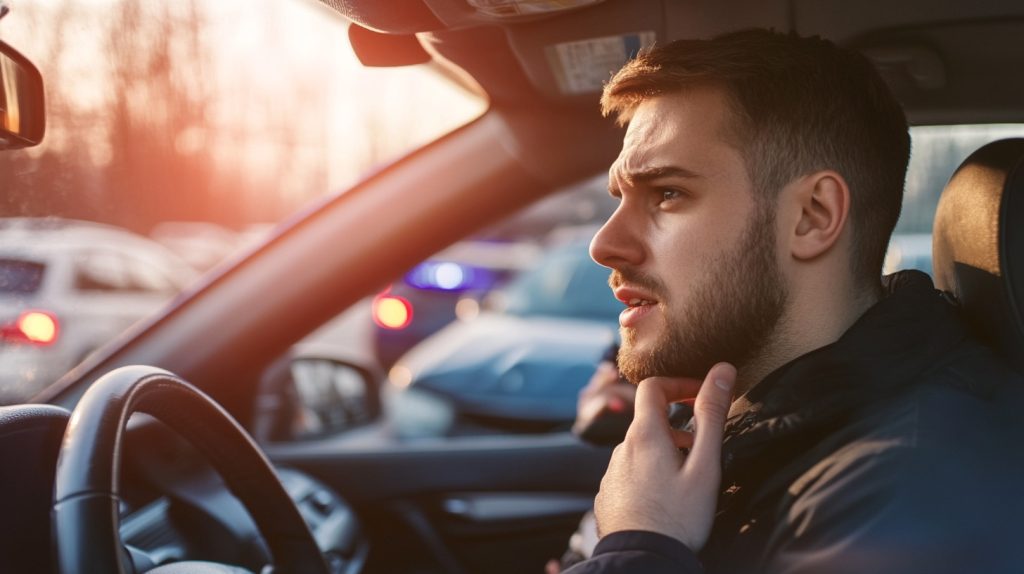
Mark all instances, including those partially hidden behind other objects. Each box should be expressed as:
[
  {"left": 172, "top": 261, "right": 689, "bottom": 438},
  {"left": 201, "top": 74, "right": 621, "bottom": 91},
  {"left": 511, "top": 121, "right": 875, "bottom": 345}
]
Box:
[
  {"left": 614, "top": 286, "right": 659, "bottom": 328},
  {"left": 613, "top": 286, "right": 659, "bottom": 307}
]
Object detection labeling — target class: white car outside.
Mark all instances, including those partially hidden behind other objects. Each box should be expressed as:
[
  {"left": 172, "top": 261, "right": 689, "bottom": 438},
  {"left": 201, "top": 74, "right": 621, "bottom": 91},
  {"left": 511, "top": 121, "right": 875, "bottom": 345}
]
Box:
[{"left": 0, "top": 218, "right": 196, "bottom": 401}]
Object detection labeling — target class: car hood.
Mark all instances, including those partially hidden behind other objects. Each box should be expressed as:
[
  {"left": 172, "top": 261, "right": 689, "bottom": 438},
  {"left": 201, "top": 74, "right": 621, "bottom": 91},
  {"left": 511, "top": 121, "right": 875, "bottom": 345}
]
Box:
[{"left": 395, "top": 313, "right": 617, "bottom": 423}]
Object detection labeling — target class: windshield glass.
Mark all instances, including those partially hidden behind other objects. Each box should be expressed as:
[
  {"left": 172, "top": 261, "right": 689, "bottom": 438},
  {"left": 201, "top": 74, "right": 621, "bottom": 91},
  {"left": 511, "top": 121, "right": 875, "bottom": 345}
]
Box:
[{"left": 0, "top": 0, "right": 484, "bottom": 404}]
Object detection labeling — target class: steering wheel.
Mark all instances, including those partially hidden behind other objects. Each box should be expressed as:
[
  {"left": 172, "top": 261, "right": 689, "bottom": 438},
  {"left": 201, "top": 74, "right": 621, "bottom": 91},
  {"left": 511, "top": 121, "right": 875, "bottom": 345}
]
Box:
[{"left": 52, "top": 365, "right": 329, "bottom": 574}]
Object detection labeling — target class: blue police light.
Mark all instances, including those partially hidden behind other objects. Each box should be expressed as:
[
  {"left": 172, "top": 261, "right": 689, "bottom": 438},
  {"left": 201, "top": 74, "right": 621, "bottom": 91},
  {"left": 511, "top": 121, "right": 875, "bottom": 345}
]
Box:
[{"left": 405, "top": 261, "right": 494, "bottom": 292}]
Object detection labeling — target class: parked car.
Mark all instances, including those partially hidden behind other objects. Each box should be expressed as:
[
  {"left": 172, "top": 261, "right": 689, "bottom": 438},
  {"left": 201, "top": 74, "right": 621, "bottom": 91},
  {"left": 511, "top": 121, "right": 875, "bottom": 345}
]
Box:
[
  {"left": 390, "top": 234, "right": 619, "bottom": 433},
  {"left": 370, "top": 239, "right": 539, "bottom": 368},
  {"left": 0, "top": 218, "right": 196, "bottom": 401},
  {"left": 1, "top": 2, "right": 1024, "bottom": 574}
]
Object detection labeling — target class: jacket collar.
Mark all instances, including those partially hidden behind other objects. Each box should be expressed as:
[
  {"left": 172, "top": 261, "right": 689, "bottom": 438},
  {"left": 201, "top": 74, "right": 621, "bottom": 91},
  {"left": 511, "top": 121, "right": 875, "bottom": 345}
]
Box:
[{"left": 720, "top": 270, "right": 968, "bottom": 465}]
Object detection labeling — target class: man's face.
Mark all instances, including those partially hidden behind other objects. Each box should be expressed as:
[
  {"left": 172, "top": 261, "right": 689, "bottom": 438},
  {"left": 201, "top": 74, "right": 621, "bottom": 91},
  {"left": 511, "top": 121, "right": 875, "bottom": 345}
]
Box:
[{"left": 590, "top": 86, "right": 788, "bottom": 383}]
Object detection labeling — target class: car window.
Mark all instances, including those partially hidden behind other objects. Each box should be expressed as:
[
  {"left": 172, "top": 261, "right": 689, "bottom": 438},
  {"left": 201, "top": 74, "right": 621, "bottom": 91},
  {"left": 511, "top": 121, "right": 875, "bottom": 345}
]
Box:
[
  {"left": 119, "top": 254, "right": 178, "bottom": 294},
  {"left": 899, "top": 124, "right": 1024, "bottom": 234},
  {"left": 0, "top": 0, "right": 484, "bottom": 405},
  {"left": 73, "top": 251, "right": 131, "bottom": 293},
  {"left": 0, "top": 259, "right": 45, "bottom": 294},
  {"left": 72, "top": 249, "right": 179, "bottom": 294},
  {"left": 885, "top": 124, "right": 1024, "bottom": 275}
]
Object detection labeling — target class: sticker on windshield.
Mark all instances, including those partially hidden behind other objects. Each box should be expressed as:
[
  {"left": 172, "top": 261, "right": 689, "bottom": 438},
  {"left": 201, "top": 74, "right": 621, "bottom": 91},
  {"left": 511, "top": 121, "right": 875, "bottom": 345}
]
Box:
[
  {"left": 468, "top": 0, "right": 606, "bottom": 18},
  {"left": 546, "top": 32, "right": 657, "bottom": 95}
]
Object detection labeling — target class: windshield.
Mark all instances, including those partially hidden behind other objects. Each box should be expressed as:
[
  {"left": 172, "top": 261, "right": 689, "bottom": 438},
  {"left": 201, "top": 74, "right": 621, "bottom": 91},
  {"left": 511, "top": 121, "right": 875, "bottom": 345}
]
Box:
[{"left": 0, "top": 0, "right": 484, "bottom": 405}]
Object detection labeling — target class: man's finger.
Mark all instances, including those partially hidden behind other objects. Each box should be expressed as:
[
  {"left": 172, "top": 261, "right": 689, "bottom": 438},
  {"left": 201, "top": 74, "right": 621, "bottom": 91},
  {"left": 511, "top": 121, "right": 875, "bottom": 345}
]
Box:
[
  {"left": 628, "top": 377, "right": 702, "bottom": 440},
  {"left": 687, "top": 362, "right": 737, "bottom": 472},
  {"left": 633, "top": 376, "right": 702, "bottom": 416}
]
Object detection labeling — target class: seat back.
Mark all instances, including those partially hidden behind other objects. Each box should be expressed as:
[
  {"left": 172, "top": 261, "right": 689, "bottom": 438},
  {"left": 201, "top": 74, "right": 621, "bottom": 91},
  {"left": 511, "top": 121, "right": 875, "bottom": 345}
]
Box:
[{"left": 932, "top": 138, "right": 1024, "bottom": 373}]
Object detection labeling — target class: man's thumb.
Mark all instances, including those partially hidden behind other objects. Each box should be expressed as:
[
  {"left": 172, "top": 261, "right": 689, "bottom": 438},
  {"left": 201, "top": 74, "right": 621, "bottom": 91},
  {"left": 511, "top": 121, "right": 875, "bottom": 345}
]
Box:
[{"left": 688, "top": 362, "right": 736, "bottom": 469}]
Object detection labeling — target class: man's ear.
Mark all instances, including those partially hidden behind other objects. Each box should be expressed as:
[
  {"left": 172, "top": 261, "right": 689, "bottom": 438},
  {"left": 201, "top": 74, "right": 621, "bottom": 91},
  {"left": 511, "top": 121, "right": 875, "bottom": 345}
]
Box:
[{"left": 789, "top": 171, "right": 850, "bottom": 261}]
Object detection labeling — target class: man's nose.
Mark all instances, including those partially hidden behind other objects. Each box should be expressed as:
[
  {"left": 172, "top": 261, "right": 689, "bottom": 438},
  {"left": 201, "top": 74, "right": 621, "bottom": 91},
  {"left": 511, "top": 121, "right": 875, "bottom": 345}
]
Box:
[{"left": 590, "top": 205, "right": 644, "bottom": 269}]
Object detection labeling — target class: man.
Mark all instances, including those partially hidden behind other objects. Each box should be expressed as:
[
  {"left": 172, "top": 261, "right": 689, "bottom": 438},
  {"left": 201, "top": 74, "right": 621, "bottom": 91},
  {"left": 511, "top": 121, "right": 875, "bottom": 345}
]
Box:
[{"left": 564, "top": 29, "right": 1024, "bottom": 573}]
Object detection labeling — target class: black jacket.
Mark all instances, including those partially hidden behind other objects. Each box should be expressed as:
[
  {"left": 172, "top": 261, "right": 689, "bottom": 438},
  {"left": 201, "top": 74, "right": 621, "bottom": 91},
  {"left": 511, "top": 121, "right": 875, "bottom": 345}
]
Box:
[{"left": 565, "top": 271, "right": 1024, "bottom": 573}]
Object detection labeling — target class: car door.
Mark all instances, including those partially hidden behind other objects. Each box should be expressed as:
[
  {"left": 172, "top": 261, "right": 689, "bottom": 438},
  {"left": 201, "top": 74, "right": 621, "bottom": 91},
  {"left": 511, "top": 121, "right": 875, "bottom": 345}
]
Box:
[{"left": 263, "top": 427, "right": 609, "bottom": 573}]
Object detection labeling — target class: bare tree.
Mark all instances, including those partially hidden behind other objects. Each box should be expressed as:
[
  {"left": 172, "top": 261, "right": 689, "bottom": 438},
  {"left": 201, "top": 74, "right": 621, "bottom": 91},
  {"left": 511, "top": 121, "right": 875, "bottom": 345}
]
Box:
[{"left": 0, "top": 0, "right": 99, "bottom": 219}]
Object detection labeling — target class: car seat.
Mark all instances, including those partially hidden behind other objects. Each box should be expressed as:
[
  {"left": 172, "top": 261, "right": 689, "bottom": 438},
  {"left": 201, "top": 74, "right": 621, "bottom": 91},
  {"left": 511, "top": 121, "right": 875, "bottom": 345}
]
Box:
[{"left": 932, "top": 138, "right": 1024, "bottom": 373}]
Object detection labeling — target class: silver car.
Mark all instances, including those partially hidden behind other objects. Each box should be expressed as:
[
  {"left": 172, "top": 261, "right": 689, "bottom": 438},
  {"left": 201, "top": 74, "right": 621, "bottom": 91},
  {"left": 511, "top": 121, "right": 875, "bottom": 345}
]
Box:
[{"left": 0, "top": 218, "right": 196, "bottom": 400}]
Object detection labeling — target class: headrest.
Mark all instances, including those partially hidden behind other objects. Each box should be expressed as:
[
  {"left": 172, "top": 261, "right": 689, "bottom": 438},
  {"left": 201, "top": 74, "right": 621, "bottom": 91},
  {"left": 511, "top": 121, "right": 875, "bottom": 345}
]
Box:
[{"left": 932, "top": 138, "right": 1024, "bottom": 373}]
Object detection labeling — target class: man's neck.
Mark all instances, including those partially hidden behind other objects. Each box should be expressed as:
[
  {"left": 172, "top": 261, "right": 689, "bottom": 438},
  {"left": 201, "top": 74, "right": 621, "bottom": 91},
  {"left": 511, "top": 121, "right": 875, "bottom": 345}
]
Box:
[{"left": 728, "top": 282, "right": 882, "bottom": 415}]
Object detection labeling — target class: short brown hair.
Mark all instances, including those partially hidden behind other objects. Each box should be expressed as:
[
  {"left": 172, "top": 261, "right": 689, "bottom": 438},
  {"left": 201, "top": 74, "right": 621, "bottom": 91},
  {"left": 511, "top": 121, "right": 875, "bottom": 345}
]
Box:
[{"left": 602, "top": 29, "right": 910, "bottom": 283}]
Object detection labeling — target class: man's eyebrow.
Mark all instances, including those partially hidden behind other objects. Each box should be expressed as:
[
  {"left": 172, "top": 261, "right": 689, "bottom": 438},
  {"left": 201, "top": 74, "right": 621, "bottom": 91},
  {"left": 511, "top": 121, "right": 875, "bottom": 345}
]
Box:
[
  {"left": 608, "top": 165, "right": 702, "bottom": 197},
  {"left": 627, "top": 165, "right": 702, "bottom": 183}
]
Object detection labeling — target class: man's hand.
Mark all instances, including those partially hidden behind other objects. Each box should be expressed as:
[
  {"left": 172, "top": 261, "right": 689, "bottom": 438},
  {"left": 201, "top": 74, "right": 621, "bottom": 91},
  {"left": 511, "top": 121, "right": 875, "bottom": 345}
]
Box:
[
  {"left": 572, "top": 361, "right": 637, "bottom": 439},
  {"left": 578, "top": 362, "right": 634, "bottom": 418},
  {"left": 593, "top": 362, "right": 737, "bottom": 552}
]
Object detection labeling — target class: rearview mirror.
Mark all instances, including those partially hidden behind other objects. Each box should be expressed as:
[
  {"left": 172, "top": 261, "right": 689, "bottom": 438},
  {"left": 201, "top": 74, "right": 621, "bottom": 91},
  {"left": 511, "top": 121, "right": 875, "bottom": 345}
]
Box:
[{"left": 0, "top": 40, "right": 45, "bottom": 149}]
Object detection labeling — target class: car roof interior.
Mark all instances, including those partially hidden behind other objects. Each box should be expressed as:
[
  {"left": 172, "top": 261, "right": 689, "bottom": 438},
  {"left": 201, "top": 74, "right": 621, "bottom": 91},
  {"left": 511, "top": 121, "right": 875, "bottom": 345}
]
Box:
[
  {"left": 330, "top": 0, "right": 1024, "bottom": 125},
  {"left": 36, "top": 0, "right": 1024, "bottom": 421}
]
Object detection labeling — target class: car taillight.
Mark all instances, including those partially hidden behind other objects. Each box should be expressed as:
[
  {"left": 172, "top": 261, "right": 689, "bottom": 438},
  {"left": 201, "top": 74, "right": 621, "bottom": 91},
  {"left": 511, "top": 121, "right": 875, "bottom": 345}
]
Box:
[
  {"left": 1, "top": 310, "right": 59, "bottom": 345},
  {"left": 372, "top": 294, "right": 413, "bottom": 330}
]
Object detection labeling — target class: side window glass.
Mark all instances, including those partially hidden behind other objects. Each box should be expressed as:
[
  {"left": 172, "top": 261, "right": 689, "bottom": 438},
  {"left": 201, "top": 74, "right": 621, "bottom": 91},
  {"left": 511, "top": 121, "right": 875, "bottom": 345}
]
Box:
[
  {"left": 121, "top": 254, "right": 176, "bottom": 294},
  {"left": 74, "top": 251, "right": 130, "bottom": 292},
  {"left": 0, "top": 259, "right": 46, "bottom": 294}
]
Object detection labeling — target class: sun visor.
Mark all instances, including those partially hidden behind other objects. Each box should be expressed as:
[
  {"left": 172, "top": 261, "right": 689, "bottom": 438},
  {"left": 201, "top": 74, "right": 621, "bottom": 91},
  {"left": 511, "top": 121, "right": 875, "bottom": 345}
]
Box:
[
  {"left": 319, "top": 0, "right": 611, "bottom": 34},
  {"left": 349, "top": 25, "right": 431, "bottom": 67},
  {"left": 317, "top": 0, "right": 443, "bottom": 34}
]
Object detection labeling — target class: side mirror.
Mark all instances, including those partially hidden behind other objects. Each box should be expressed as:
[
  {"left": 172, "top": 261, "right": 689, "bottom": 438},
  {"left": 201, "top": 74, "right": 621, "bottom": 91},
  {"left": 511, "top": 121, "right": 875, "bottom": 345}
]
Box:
[
  {"left": 0, "top": 40, "right": 45, "bottom": 149},
  {"left": 254, "top": 355, "right": 381, "bottom": 442}
]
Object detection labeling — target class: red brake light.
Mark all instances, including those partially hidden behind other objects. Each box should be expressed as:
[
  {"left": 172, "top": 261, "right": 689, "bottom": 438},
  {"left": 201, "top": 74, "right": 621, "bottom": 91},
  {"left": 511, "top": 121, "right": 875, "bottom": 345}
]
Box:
[
  {"left": 2, "top": 310, "right": 60, "bottom": 346},
  {"left": 373, "top": 295, "right": 413, "bottom": 330}
]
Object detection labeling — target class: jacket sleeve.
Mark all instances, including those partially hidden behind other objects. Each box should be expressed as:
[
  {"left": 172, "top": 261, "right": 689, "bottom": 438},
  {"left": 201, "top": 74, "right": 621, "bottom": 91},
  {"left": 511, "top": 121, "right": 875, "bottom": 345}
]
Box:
[{"left": 561, "top": 530, "right": 705, "bottom": 573}]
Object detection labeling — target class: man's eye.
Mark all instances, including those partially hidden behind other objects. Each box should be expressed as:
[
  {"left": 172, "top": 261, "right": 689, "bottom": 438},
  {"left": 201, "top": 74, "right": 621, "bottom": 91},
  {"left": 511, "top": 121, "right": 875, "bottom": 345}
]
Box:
[{"left": 658, "top": 188, "right": 682, "bottom": 203}]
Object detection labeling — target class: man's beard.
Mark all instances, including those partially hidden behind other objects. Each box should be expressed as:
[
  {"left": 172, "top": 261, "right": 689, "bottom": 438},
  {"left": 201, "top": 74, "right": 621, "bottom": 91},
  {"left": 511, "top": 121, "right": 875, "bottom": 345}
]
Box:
[{"left": 614, "top": 202, "right": 788, "bottom": 384}]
